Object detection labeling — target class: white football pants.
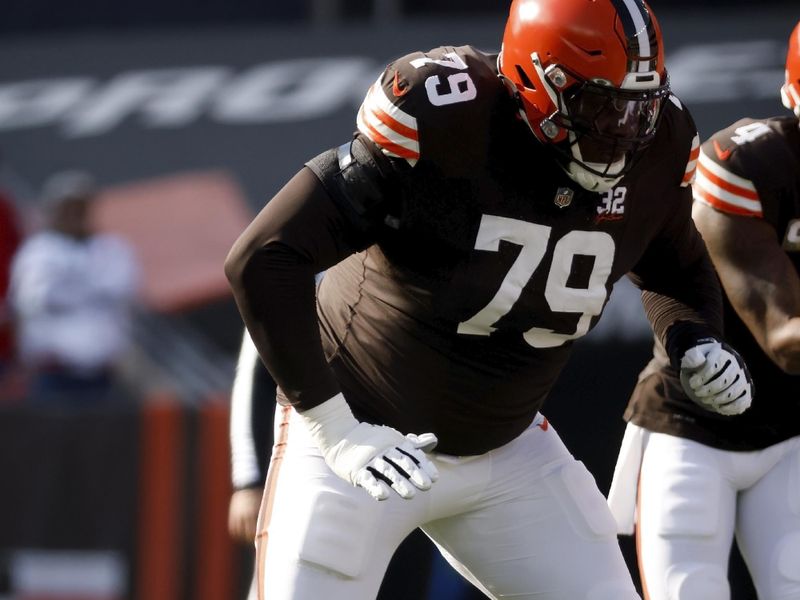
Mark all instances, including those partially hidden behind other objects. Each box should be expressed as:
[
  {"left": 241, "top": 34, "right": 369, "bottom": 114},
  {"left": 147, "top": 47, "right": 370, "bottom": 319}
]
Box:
[
  {"left": 634, "top": 429, "right": 800, "bottom": 600},
  {"left": 254, "top": 406, "right": 639, "bottom": 600}
]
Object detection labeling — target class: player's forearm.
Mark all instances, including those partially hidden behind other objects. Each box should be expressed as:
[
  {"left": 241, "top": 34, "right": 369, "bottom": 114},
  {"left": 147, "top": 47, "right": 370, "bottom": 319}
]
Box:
[
  {"left": 766, "top": 318, "right": 800, "bottom": 374},
  {"left": 638, "top": 253, "right": 723, "bottom": 367}
]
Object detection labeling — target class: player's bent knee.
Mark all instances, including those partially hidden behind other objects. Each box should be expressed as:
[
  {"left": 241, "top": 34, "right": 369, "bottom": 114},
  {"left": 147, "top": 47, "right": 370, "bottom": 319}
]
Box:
[
  {"left": 293, "top": 490, "right": 382, "bottom": 578},
  {"left": 665, "top": 563, "right": 728, "bottom": 600}
]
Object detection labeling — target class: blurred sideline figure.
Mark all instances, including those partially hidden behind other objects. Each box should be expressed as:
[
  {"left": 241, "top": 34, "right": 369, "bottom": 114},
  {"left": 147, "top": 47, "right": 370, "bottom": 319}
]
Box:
[
  {"left": 227, "top": 329, "right": 481, "bottom": 599},
  {"left": 8, "top": 170, "right": 140, "bottom": 405},
  {"left": 228, "top": 329, "right": 277, "bottom": 600},
  {"left": 0, "top": 177, "right": 23, "bottom": 381},
  {"left": 609, "top": 20, "right": 800, "bottom": 600},
  {"left": 226, "top": 0, "right": 754, "bottom": 597}
]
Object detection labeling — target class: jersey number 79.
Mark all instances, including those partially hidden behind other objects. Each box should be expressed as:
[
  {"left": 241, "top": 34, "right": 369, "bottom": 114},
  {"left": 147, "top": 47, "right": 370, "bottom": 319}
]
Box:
[{"left": 458, "top": 214, "right": 615, "bottom": 348}]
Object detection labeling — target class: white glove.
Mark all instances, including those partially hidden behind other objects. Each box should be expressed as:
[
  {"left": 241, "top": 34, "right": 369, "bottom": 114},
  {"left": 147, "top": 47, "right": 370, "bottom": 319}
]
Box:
[
  {"left": 679, "top": 340, "right": 753, "bottom": 416},
  {"left": 297, "top": 393, "right": 439, "bottom": 501}
]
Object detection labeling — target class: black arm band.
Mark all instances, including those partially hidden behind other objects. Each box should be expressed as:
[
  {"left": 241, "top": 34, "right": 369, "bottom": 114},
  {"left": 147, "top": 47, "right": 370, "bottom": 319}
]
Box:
[{"left": 665, "top": 320, "right": 719, "bottom": 371}]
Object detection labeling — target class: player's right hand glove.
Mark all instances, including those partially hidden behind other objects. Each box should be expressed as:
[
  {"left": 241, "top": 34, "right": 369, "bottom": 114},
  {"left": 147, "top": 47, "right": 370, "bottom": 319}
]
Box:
[
  {"left": 297, "top": 393, "right": 439, "bottom": 501},
  {"left": 679, "top": 339, "right": 753, "bottom": 416}
]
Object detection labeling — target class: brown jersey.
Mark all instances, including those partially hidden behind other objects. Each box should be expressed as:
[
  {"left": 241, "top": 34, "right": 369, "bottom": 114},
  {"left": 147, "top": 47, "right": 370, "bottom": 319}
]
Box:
[
  {"left": 624, "top": 116, "right": 800, "bottom": 450},
  {"left": 235, "top": 45, "right": 720, "bottom": 456}
]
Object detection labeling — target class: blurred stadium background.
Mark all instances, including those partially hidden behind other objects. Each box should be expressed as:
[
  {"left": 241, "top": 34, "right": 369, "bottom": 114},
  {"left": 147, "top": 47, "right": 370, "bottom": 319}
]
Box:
[{"left": 0, "top": 1, "right": 797, "bottom": 598}]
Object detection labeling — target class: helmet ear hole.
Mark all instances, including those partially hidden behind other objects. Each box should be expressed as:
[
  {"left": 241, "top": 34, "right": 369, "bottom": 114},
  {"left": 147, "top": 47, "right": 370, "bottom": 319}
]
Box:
[{"left": 515, "top": 65, "right": 537, "bottom": 90}]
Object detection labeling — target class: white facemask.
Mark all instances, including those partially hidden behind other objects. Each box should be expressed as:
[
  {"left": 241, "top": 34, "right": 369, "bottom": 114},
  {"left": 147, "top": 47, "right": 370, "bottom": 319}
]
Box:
[
  {"left": 565, "top": 159, "right": 624, "bottom": 193},
  {"left": 563, "top": 134, "right": 625, "bottom": 192}
]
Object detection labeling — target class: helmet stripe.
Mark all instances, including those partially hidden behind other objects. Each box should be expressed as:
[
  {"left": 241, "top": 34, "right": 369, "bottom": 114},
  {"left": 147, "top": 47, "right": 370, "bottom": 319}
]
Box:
[{"left": 610, "top": 0, "right": 656, "bottom": 73}]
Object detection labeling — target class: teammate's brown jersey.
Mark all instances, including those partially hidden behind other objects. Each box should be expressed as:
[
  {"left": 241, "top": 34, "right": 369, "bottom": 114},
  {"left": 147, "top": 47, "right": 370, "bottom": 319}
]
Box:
[
  {"left": 624, "top": 116, "right": 800, "bottom": 450},
  {"left": 241, "top": 45, "right": 719, "bottom": 456}
]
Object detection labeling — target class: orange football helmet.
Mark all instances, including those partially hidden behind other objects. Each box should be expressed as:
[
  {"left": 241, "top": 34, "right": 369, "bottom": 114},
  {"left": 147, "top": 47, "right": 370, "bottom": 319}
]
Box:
[
  {"left": 498, "top": 0, "right": 670, "bottom": 191},
  {"left": 781, "top": 20, "right": 800, "bottom": 118}
]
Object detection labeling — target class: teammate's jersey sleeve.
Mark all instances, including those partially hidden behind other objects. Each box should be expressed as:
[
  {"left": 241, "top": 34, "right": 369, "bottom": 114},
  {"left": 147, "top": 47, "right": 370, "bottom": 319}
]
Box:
[
  {"left": 355, "top": 45, "right": 505, "bottom": 177},
  {"left": 692, "top": 117, "right": 790, "bottom": 218}
]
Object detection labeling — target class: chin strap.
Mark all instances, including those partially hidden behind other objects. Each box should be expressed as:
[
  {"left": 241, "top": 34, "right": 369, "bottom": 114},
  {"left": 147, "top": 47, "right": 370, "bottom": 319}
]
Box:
[
  {"left": 564, "top": 137, "right": 625, "bottom": 192},
  {"left": 564, "top": 162, "right": 622, "bottom": 193}
]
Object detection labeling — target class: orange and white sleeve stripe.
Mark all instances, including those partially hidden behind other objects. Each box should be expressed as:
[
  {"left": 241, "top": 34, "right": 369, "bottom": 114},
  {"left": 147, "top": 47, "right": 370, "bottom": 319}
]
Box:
[
  {"left": 693, "top": 149, "right": 762, "bottom": 217},
  {"left": 680, "top": 133, "right": 700, "bottom": 187},
  {"left": 356, "top": 76, "right": 420, "bottom": 166}
]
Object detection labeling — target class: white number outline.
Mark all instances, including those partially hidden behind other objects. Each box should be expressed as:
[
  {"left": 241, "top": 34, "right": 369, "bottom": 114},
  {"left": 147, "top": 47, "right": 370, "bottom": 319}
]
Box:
[
  {"left": 598, "top": 187, "right": 626, "bottom": 215},
  {"left": 458, "top": 214, "right": 616, "bottom": 348},
  {"left": 731, "top": 122, "right": 771, "bottom": 145},
  {"left": 409, "top": 52, "right": 476, "bottom": 106}
]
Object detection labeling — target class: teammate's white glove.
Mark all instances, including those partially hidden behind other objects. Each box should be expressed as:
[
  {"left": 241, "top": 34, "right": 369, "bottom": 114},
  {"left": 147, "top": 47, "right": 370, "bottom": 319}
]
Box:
[
  {"left": 297, "top": 393, "right": 439, "bottom": 501},
  {"left": 679, "top": 340, "right": 753, "bottom": 416}
]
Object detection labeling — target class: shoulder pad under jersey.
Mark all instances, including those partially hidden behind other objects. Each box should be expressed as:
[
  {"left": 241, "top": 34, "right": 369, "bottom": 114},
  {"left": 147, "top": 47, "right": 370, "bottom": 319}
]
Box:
[
  {"left": 693, "top": 116, "right": 798, "bottom": 219},
  {"left": 356, "top": 45, "right": 505, "bottom": 177},
  {"left": 306, "top": 136, "right": 404, "bottom": 234}
]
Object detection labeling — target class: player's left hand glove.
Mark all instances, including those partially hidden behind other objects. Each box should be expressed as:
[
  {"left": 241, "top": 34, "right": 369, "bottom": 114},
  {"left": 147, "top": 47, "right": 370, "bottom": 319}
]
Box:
[
  {"left": 679, "top": 339, "right": 753, "bottom": 416},
  {"left": 297, "top": 393, "right": 439, "bottom": 501}
]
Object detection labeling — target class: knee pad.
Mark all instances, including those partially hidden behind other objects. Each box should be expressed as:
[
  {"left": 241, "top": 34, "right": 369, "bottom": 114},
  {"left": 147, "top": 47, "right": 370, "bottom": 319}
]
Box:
[
  {"left": 776, "top": 531, "right": 800, "bottom": 583},
  {"left": 291, "top": 489, "right": 382, "bottom": 578},
  {"left": 665, "top": 563, "right": 728, "bottom": 600}
]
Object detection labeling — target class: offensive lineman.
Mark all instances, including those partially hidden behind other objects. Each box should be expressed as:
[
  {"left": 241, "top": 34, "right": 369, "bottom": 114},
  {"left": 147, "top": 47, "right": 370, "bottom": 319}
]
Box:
[
  {"left": 225, "top": 1, "right": 754, "bottom": 598},
  {"left": 608, "top": 20, "right": 800, "bottom": 600}
]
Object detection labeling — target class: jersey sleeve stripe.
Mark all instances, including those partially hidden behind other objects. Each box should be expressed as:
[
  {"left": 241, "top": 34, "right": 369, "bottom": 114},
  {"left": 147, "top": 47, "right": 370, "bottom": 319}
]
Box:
[
  {"left": 694, "top": 155, "right": 763, "bottom": 216},
  {"left": 693, "top": 185, "right": 763, "bottom": 217},
  {"left": 697, "top": 150, "right": 758, "bottom": 194},
  {"left": 356, "top": 80, "right": 420, "bottom": 164},
  {"left": 365, "top": 77, "right": 419, "bottom": 129},
  {"left": 680, "top": 134, "right": 700, "bottom": 187},
  {"left": 357, "top": 107, "right": 421, "bottom": 161},
  {"left": 362, "top": 98, "right": 419, "bottom": 142},
  {"left": 693, "top": 173, "right": 762, "bottom": 212}
]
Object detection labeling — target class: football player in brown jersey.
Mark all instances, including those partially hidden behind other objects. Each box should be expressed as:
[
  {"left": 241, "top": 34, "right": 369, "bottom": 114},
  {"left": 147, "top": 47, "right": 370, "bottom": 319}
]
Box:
[
  {"left": 608, "top": 20, "right": 800, "bottom": 600},
  {"left": 225, "top": 0, "right": 753, "bottom": 598}
]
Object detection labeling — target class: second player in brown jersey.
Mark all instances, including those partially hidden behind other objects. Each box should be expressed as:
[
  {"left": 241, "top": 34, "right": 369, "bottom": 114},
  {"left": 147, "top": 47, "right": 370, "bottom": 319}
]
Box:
[{"left": 609, "top": 20, "right": 800, "bottom": 600}]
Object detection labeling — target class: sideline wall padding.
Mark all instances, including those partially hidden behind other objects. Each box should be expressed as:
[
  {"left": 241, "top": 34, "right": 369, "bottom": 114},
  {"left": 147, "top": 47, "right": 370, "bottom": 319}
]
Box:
[
  {"left": 194, "top": 399, "right": 237, "bottom": 600},
  {"left": 135, "top": 396, "right": 185, "bottom": 600}
]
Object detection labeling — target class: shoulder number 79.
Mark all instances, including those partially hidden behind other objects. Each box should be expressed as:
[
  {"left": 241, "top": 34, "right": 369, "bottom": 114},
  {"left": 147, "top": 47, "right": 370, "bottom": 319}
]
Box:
[{"left": 410, "top": 51, "right": 477, "bottom": 106}]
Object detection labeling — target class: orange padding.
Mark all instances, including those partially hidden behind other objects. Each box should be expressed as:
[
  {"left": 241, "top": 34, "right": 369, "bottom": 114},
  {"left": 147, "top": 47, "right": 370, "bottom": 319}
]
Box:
[
  {"left": 136, "top": 395, "right": 185, "bottom": 600},
  {"left": 93, "top": 170, "right": 254, "bottom": 313},
  {"left": 195, "top": 398, "right": 236, "bottom": 600}
]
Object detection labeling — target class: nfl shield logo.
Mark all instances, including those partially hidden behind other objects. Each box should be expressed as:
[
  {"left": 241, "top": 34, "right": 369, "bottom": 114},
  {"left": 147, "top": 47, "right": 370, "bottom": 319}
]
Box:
[{"left": 554, "top": 187, "right": 574, "bottom": 209}]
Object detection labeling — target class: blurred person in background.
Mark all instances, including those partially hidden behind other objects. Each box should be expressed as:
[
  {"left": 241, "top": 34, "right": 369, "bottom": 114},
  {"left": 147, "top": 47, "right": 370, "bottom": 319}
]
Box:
[
  {"left": 228, "top": 329, "right": 277, "bottom": 600},
  {"left": 8, "top": 170, "right": 140, "bottom": 405},
  {"left": 0, "top": 175, "right": 23, "bottom": 381},
  {"left": 226, "top": 0, "right": 755, "bottom": 597},
  {"left": 608, "top": 20, "right": 800, "bottom": 600},
  {"left": 228, "top": 328, "right": 481, "bottom": 599}
]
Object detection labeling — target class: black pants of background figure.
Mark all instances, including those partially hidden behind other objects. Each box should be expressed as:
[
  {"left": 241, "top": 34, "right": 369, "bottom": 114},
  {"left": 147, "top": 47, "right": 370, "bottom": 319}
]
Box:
[{"left": 28, "top": 368, "right": 116, "bottom": 405}]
